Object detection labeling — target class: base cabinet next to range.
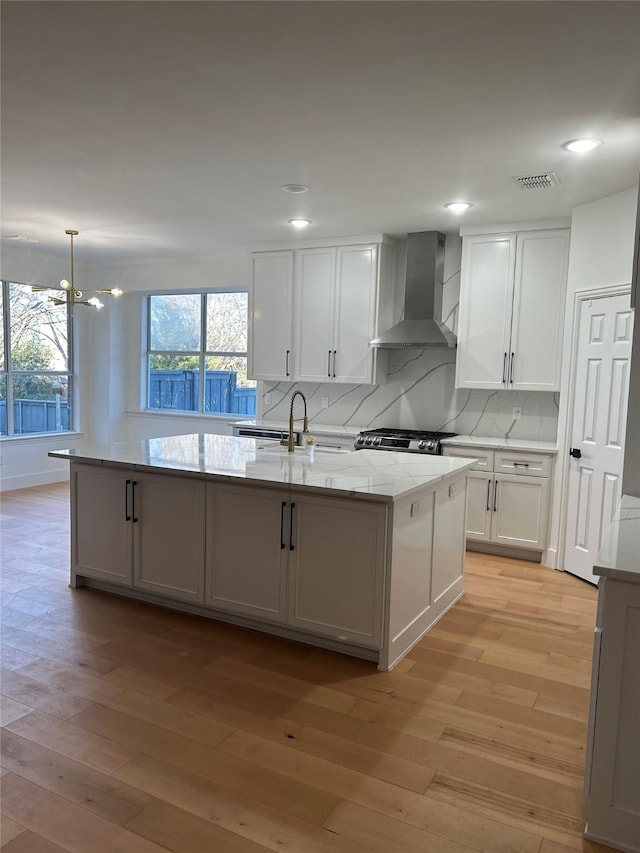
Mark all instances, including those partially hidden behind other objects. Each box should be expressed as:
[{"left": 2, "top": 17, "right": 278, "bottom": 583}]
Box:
[
  {"left": 71, "top": 464, "right": 206, "bottom": 603},
  {"left": 206, "top": 483, "right": 385, "bottom": 648},
  {"left": 443, "top": 444, "right": 553, "bottom": 554}
]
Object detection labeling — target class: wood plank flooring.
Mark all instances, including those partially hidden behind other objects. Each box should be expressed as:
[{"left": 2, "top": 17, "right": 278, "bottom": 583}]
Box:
[{"left": 0, "top": 482, "right": 616, "bottom": 852}]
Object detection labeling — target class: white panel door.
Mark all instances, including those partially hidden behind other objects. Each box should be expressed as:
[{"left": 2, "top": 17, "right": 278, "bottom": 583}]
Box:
[
  {"left": 248, "top": 251, "right": 293, "bottom": 381},
  {"left": 492, "top": 473, "right": 550, "bottom": 550},
  {"left": 565, "top": 293, "right": 634, "bottom": 583},
  {"left": 333, "top": 245, "right": 378, "bottom": 383},
  {"left": 72, "top": 464, "right": 132, "bottom": 585},
  {"left": 287, "top": 493, "right": 386, "bottom": 648},
  {"left": 465, "top": 471, "right": 493, "bottom": 541},
  {"left": 205, "top": 484, "right": 288, "bottom": 623},
  {"left": 455, "top": 234, "right": 516, "bottom": 389},
  {"left": 133, "top": 474, "right": 206, "bottom": 603},
  {"left": 510, "top": 229, "right": 569, "bottom": 391},
  {"left": 294, "top": 248, "right": 336, "bottom": 382}
]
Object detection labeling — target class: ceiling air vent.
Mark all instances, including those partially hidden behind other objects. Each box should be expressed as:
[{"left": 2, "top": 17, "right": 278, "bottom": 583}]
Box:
[{"left": 513, "top": 172, "right": 560, "bottom": 190}]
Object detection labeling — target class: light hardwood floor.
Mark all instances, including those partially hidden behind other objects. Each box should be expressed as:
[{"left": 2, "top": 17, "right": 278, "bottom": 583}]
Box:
[{"left": 0, "top": 482, "right": 615, "bottom": 853}]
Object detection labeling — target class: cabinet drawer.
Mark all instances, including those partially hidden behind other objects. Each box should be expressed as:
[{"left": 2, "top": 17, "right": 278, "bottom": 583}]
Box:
[
  {"left": 494, "top": 450, "right": 552, "bottom": 478},
  {"left": 443, "top": 446, "right": 494, "bottom": 472}
]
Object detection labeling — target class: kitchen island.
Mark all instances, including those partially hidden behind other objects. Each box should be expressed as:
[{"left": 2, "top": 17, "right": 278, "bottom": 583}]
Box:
[{"left": 50, "top": 434, "right": 474, "bottom": 670}]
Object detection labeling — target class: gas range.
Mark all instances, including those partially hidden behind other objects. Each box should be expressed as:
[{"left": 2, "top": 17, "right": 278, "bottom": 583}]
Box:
[{"left": 354, "top": 428, "right": 457, "bottom": 455}]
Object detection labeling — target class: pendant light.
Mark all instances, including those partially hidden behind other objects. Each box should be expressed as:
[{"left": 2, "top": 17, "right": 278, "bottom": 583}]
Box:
[{"left": 32, "top": 229, "right": 123, "bottom": 308}]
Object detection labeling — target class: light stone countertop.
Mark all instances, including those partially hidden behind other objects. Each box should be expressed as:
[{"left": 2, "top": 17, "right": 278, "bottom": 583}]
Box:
[
  {"left": 593, "top": 495, "right": 640, "bottom": 583},
  {"left": 440, "top": 435, "right": 558, "bottom": 453},
  {"left": 49, "top": 433, "right": 475, "bottom": 504}
]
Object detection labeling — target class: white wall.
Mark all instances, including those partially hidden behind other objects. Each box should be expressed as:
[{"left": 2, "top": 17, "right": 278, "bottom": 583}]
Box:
[
  {"left": 623, "top": 186, "right": 640, "bottom": 498},
  {"left": 548, "top": 186, "right": 639, "bottom": 567}
]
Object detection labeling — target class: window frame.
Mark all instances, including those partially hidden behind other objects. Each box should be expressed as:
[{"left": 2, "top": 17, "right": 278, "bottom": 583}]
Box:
[
  {"left": 0, "top": 280, "right": 75, "bottom": 439},
  {"left": 144, "top": 286, "right": 253, "bottom": 418}
]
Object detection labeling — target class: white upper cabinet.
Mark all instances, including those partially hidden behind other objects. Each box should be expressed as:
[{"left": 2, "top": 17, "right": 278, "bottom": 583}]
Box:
[
  {"left": 250, "top": 238, "right": 393, "bottom": 385},
  {"left": 248, "top": 251, "right": 294, "bottom": 381},
  {"left": 456, "top": 227, "right": 569, "bottom": 392}
]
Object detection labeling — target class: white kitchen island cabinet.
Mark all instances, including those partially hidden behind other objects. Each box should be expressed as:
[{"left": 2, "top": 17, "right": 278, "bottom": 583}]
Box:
[
  {"left": 53, "top": 434, "right": 473, "bottom": 671},
  {"left": 455, "top": 225, "right": 569, "bottom": 392},
  {"left": 71, "top": 464, "right": 206, "bottom": 603}
]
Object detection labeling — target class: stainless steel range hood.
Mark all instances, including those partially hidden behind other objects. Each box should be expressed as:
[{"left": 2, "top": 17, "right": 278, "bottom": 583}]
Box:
[{"left": 370, "top": 230, "right": 456, "bottom": 348}]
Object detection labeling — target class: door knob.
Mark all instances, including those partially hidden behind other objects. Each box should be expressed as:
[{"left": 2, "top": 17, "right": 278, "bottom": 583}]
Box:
[{"left": 569, "top": 447, "right": 582, "bottom": 459}]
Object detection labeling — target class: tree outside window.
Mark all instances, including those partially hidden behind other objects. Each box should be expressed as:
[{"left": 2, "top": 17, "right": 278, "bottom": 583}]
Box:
[
  {"left": 147, "top": 291, "right": 256, "bottom": 416},
  {"left": 0, "top": 281, "right": 73, "bottom": 436}
]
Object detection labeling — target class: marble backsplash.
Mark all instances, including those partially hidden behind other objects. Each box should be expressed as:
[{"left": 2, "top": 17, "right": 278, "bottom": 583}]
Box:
[{"left": 261, "top": 348, "right": 559, "bottom": 442}]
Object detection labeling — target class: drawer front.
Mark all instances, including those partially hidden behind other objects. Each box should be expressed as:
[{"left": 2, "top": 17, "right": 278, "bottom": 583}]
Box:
[
  {"left": 494, "top": 450, "right": 552, "bottom": 478},
  {"left": 443, "top": 446, "right": 494, "bottom": 472}
]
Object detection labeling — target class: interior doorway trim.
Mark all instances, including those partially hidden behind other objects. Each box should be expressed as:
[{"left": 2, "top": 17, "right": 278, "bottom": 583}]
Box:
[{"left": 555, "top": 283, "right": 631, "bottom": 574}]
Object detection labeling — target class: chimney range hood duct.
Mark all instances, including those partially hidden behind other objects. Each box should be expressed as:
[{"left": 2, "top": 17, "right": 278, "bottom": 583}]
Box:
[{"left": 370, "top": 230, "right": 456, "bottom": 348}]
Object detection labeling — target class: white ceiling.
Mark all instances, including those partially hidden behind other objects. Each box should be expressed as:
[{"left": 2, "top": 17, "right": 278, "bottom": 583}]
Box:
[{"left": 2, "top": 0, "right": 639, "bottom": 262}]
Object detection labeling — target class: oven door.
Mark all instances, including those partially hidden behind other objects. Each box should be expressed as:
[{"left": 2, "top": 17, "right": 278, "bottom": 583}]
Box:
[{"left": 233, "top": 426, "right": 300, "bottom": 446}]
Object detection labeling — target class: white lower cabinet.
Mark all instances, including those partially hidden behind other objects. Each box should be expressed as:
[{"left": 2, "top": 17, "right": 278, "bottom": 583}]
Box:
[
  {"left": 585, "top": 578, "right": 640, "bottom": 852},
  {"left": 205, "top": 483, "right": 386, "bottom": 648},
  {"left": 205, "top": 483, "right": 288, "bottom": 623},
  {"left": 443, "top": 445, "right": 552, "bottom": 553},
  {"left": 287, "top": 492, "right": 386, "bottom": 648},
  {"left": 71, "top": 464, "right": 206, "bottom": 603}
]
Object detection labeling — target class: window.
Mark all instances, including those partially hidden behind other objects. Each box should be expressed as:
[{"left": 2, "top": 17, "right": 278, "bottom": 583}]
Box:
[
  {"left": 1, "top": 281, "right": 73, "bottom": 437},
  {"left": 146, "top": 291, "right": 256, "bottom": 417}
]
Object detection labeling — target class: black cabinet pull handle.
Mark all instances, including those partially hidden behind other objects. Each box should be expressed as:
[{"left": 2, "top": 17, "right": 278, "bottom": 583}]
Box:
[
  {"left": 280, "top": 501, "right": 286, "bottom": 549},
  {"left": 285, "top": 350, "right": 290, "bottom": 377},
  {"left": 502, "top": 353, "right": 507, "bottom": 384},
  {"left": 289, "top": 502, "right": 296, "bottom": 551},
  {"left": 125, "top": 479, "right": 131, "bottom": 521},
  {"left": 569, "top": 447, "right": 582, "bottom": 459},
  {"left": 510, "top": 352, "right": 515, "bottom": 384},
  {"left": 327, "top": 350, "right": 332, "bottom": 377},
  {"left": 513, "top": 461, "right": 529, "bottom": 468},
  {"left": 486, "top": 479, "right": 492, "bottom": 511},
  {"left": 333, "top": 350, "right": 336, "bottom": 378},
  {"left": 132, "top": 480, "right": 138, "bottom": 523},
  {"left": 493, "top": 480, "right": 499, "bottom": 512}
]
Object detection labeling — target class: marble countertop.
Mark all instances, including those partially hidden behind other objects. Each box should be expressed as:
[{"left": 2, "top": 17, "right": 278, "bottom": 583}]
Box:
[
  {"left": 440, "top": 435, "right": 558, "bottom": 453},
  {"left": 231, "top": 419, "right": 365, "bottom": 438},
  {"left": 49, "top": 433, "right": 475, "bottom": 503},
  {"left": 594, "top": 495, "right": 640, "bottom": 583}
]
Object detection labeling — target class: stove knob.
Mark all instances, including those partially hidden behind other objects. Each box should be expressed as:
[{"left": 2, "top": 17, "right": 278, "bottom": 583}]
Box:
[
  {"left": 373, "top": 437, "right": 381, "bottom": 446},
  {"left": 365, "top": 437, "right": 373, "bottom": 446},
  {"left": 427, "top": 439, "right": 437, "bottom": 451},
  {"left": 418, "top": 440, "right": 426, "bottom": 450},
  {"left": 356, "top": 435, "right": 364, "bottom": 445}
]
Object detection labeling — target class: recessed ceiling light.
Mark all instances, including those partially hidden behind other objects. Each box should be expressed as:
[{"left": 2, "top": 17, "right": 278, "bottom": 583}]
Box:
[
  {"left": 563, "top": 138, "right": 603, "bottom": 153},
  {"left": 289, "top": 218, "right": 312, "bottom": 228},
  {"left": 281, "top": 184, "right": 309, "bottom": 194},
  {"left": 444, "top": 202, "right": 473, "bottom": 213}
]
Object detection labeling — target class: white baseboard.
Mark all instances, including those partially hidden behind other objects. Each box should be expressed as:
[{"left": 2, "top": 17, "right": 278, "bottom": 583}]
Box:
[
  {"left": 543, "top": 547, "right": 559, "bottom": 569},
  {"left": 0, "top": 469, "right": 70, "bottom": 493}
]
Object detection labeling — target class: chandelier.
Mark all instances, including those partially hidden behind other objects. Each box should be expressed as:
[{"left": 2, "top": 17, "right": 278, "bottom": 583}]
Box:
[{"left": 32, "top": 229, "right": 123, "bottom": 309}]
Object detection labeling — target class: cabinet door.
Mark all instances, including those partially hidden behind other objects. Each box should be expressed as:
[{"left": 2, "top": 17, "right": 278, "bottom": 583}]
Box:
[
  {"left": 455, "top": 234, "right": 516, "bottom": 389},
  {"left": 333, "top": 245, "right": 379, "bottom": 384},
  {"left": 287, "top": 493, "right": 386, "bottom": 648},
  {"left": 465, "top": 472, "right": 493, "bottom": 541},
  {"left": 205, "top": 483, "right": 287, "bottom": 623},
  {"left": 71, "top": 464, "right": 132, "bottom": 586},
  {"left": 248, "top": 251, "right": 293, "bottom": 381},
  {"left": 491, "top": 473, "right": 549, "bottom": 550},
  {"left": 133, "top": 474, "right": 206, "bottom": 603},
  {"left": 510, "top": 229, "right": 569, "bottom": 391},
  {"left": 294, "top": 248, "right": 336, "bottom": 382}
]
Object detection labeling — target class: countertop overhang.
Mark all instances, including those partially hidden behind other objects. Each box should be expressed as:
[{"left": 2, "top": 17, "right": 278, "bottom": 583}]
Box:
[{"left": 49, "top": 433, "right": 475, "bottom": 503}]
